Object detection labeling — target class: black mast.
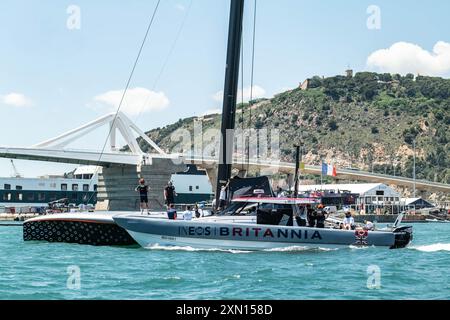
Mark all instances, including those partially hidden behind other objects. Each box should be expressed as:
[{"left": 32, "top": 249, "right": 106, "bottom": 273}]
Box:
[{"left": 216, "top": 0, "right": 245, "bottom": 207}]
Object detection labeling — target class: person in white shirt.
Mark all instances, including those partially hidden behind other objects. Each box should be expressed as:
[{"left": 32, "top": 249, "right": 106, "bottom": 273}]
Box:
[
  {"left": 218, "top": 182, "right": 229, "bottom": 210},
  {"left": 183, "top": 205, "right": 194, "bottom": 221},
  {"left": 364, "top": 220, "right": 375, "bottom": 231},
  {"left": 343, "top": 212, "right": 355, "bottom": 230}
]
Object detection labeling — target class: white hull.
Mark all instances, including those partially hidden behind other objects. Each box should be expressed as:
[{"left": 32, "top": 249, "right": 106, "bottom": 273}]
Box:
[{"left": 128, "top": 230, "right": 352, "bottom": 251}]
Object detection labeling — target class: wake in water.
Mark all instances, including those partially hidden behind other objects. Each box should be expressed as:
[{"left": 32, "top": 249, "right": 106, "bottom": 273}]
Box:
[
  {"left": 145, "top": 244, "right": 251, "bottom": 254},
  {"left": 145, "top": 244, "right": 340, "bottom": 254},
  {"left": 410, "top": 243, "right": 450, "bottom": 252},
  {"left": 263, "top": 246, "right": 339, "bottom": 253}
]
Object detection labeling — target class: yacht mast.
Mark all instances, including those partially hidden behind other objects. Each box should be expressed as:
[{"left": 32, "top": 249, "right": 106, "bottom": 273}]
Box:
[{"left": 216, "top": 0, "right": 245, "bottom": 206}]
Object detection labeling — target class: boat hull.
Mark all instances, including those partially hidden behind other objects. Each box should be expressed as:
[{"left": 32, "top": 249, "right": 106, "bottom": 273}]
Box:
[
  {"left": 23, "top": 213, "right": 137, "bottom": 246},
  {"left": 114, "top": 216, "right": 412, "bottom": 250}
]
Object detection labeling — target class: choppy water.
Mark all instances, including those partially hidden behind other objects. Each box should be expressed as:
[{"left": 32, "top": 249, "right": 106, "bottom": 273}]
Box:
[{"left": 1, "top": 222, "right": 449, "bottom": 300}]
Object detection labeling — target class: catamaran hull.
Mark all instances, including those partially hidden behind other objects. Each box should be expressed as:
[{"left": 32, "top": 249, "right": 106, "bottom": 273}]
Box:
[
  {"left": 113, "top": 216, "right": 413, "bottom": 250},
  {"left": 23, "top": 213, "right": 138, "bottom": 246}
]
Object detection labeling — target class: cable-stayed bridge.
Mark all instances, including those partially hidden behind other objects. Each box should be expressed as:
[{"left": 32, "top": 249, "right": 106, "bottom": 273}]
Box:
[{"left": 0, "top": 112, "right": 449, "bottom": 196}]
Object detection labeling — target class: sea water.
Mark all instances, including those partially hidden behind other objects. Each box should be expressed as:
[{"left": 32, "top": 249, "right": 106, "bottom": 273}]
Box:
[{"left": 0, "top": 222, "right": 449, "bottom": 300}]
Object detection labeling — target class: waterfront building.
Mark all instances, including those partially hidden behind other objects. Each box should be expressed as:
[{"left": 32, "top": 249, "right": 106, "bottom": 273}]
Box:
[{"left": 296, "top": 183, "right": 402, "bottom": 214}]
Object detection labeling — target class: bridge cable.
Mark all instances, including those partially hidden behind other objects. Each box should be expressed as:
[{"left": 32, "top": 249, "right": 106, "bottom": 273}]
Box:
[
  {"left": 133, "top": 0, "right": 193, "bottom": 130},
  {"left": 85, "top": 0, "right": 162, "bottom": 205}
]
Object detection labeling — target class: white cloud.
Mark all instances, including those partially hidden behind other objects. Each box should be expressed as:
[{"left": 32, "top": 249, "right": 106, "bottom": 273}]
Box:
[
  {"left": 92, "top": 87, "right": 169, "bottom": 116},
  {"left": 1, "top": 92, "right": 33, "bottom": 107},
  {"left": 367, "top": 41, "right": 450, "bottom": 76},
  {"left": 213, "top": 85, "right": 266, "bottom": 103}
]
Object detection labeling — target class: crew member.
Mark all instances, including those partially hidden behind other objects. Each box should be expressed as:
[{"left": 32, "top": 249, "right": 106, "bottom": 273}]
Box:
[
  {"left": 307, "top": 205, "right": 317, "bottom": 228},
  {"left": 194, "top": 204, "right": 201, "bottom": 219},
  {"left": 135, "top": 178, "right": 150, "bottom": 215},
  {"left": 167, "top": 204, "right": 177, "bottom": 220},
  {"left": 296, "top": 206, "right": 308, "bottom": 227},
  {"left": 218, "top": 181, "right": 230, "bottom": 211},
  {"left": 164, "top": 181, "right": 177, "bottom": 208},
  {"left": 316, "top": 204, "right": 327, "bottom": 228},
  {"left": 343, "top": 211, "right": 355, "bottom": 230},
  {"left": 183, "top": 205, "right": 193, "bottom": 221},
  {"left": 364, "top": 220, "right": 375, "bottom": 231}
]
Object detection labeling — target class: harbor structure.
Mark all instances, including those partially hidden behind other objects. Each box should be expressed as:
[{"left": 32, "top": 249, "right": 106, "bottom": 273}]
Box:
[{"left": 296, "top": 183, "right": 404, "bottom": 214}]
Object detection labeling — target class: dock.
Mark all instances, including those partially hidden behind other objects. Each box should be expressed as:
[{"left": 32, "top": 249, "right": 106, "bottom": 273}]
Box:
[{"left": 0, "top": 213, "right": 38, "bottom": 222}]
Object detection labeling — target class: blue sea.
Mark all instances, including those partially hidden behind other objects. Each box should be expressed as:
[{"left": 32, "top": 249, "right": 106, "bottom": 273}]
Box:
[{"left": 0, "top": 222, "right": 449, "bottom": 300}]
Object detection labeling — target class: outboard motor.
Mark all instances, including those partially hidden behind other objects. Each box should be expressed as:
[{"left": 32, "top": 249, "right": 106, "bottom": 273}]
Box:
[{"left": 391, "top": 226, "right": 413, "bottom": 249}]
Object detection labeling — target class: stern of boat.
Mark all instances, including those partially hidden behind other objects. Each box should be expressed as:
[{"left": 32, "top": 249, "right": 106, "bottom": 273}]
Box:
[{"left": 390, "top": 226, "right": 413, "bottom": 249}]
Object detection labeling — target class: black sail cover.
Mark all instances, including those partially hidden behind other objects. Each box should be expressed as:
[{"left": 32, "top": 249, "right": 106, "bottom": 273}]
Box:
[{"left": 228, "top": 176, "right": 274, "bottom": 199}]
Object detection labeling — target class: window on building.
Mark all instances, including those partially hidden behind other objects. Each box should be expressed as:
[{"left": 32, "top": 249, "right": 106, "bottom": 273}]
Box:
[
  {"left": 50, "top": 183, "right": 56, "bottom": 188},
  {"left": 72, "top": 184, "right": 79, "bottom": 191},
  {"left": 83, "top": 184, "right": 89, "bottom": 192},
  {"left": 189, "top": 186, "right": 193, "bottom": 192},
  {"left": 3, "top": 193, "right": 11, "bottom": 201},
  {"left": 18, "top": 193, "right": 23, "bottom": 201},
  {"left": 71, "top": 194, "right": 78, "bottom": 201},
  {"left": 49, "top": 194, "right": 57, "bottom": 202},
  {"left": 16, "top": 186, "right": 23, "bottom": 190},
  {"left": 94, "top": 185, "right": 98, "bottom": 191},
  {"left": 4, "top": 184, "right": 11, "bottom": 190},
  {"left": 378, "top": 197, "right": 383, "bottom": 202},
  {"left": 196, "top": 186, "right": 199, "bottom": 190},
  {"left": 75, "top": 174, "right": 82, "bottom": 179},
  {"left": 376, "top": 190, "right": 384, "bottom": 196},
  {"left": 61, "top": 184, "right": 68, "bottom": 191},
  {"left": 27, "top": 193, "right": 35, "bottom": 201},
  {"left": 38, "top": 193, "right": 46, "bottom": 201}
]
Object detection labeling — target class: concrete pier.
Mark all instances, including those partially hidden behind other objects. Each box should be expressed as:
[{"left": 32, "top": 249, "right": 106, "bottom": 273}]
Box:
[{"left": 96, "top": 159, "right": 186, "bottom": 211}]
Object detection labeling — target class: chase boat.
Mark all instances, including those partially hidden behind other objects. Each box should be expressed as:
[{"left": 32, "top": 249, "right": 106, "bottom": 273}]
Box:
[{"left": 113, "top": 197, "right": 413, "bottom": 251}]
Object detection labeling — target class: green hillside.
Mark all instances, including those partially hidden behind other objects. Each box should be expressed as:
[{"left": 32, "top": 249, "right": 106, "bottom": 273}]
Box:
[{"left": 134, "top": 72, "right": 450, "bottom": 184}]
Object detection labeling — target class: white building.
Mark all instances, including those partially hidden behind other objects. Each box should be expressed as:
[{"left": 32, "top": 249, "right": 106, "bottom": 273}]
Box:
[{"left": 296, "top": 183, "right": 402, "bottom": 214}]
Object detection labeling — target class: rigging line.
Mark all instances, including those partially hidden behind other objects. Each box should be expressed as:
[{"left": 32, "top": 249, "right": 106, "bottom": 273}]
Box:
[
  {"left": 247, "top": 0, "right": 257, "bottom": 171},
  {"left": 241, "top": 20, "right": 245, "bottom": 165},
  {"left": 85, "top": 0, "right": 162, "bottom": 204},
  {"left": 134, "top": 0, "right": 194, "bottom": 128}
]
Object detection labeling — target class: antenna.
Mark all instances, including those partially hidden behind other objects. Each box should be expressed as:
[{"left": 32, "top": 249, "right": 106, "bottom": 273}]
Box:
[{"left": 10, "top": 160, "right": 22, "bottom": 178}]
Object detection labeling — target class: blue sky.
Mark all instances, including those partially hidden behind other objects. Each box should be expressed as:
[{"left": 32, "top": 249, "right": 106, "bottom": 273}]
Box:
[{"left": 1, "top": 0, "right": 449, "bottom": 177}]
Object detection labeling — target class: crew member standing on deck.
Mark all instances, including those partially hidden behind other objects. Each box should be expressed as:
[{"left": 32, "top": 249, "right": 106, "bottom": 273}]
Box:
[
  {"left": 218, "top": 180, "right": 230, "bottom": 211},
  {"left": 307, "top": 205, "right": 317, "bottom": 228},
  {"left": 316, "top": 204, "right": 328, "bottom": 229},
  {"left": 164, "top": 181, "right": 177, "bottom": 208},
  {"left": 135, "top": 178, "right": 150, "bottom": 215}
]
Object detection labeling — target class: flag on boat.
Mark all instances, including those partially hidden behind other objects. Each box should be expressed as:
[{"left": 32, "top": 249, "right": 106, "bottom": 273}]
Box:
[{"left": 322, "top": 163, "right": 337, "bottom": 177}]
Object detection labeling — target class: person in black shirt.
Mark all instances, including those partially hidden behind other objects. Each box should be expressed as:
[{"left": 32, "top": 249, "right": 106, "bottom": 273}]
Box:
[
  {"left": 307, "top": 206, "right": 317, "bottom": 228},
  {"left": 164, "top": 181, "right": 177, "bottom": 208},
  {"left": 135, "top": 178, "right": 150, "bottom": 215},
  {"left": 315, "top": 204, "right": 328, "bottom": 229}
]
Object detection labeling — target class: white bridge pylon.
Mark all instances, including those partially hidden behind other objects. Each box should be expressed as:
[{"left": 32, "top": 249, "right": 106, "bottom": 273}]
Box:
[{"left": 33, "top": 112, "right": 166, "bottom": 156}]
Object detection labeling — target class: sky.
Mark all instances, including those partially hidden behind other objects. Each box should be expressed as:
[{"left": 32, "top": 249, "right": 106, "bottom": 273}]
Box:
[{"left": 0, "top": 0, "right": 449, "bottom": 177}]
